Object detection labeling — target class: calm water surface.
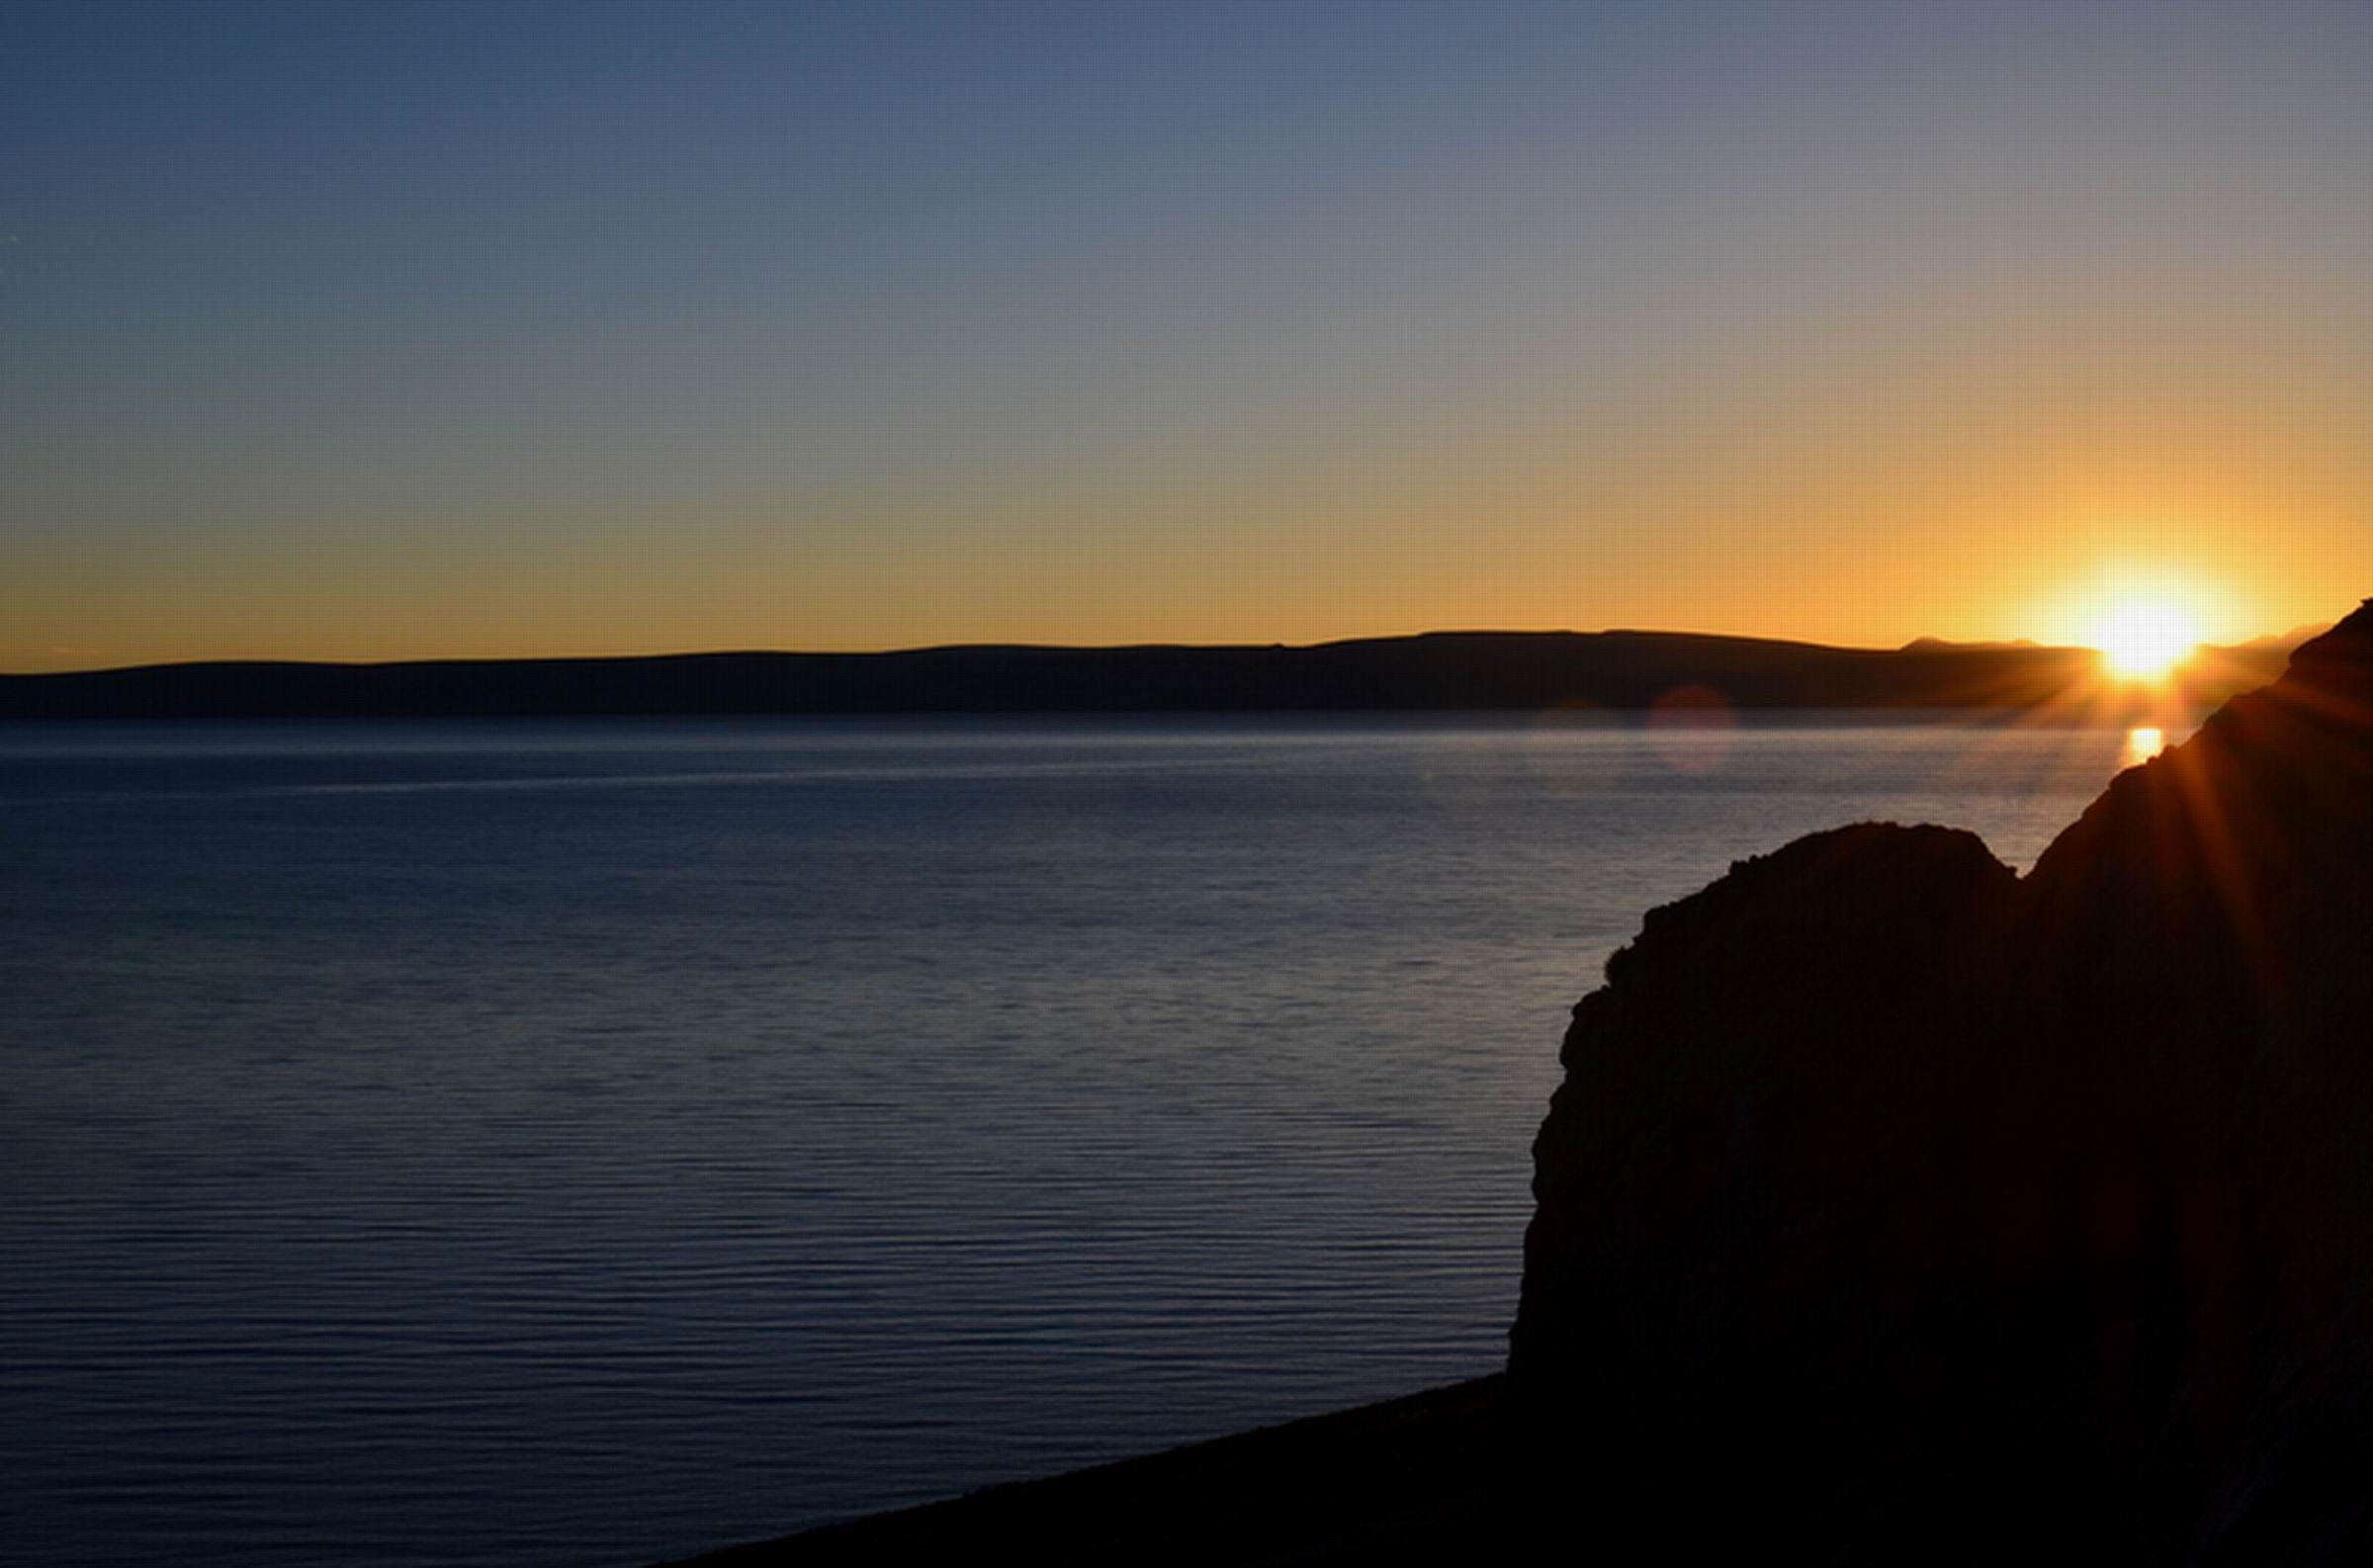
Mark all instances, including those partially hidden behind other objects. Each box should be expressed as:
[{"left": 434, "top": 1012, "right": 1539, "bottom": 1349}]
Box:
[{"left": 0, "top": 716, "right": 2171, "bottom": 1566}]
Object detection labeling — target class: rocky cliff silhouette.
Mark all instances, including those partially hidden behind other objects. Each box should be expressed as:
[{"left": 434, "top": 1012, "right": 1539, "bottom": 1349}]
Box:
[{"left": 1514, "top": 598, "right": 2373, "bottom": 1558}]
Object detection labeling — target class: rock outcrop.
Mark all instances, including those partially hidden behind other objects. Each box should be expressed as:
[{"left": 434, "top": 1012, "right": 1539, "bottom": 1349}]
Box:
[{"left": 1513, "top": 600, "right": 2373, "bottom": 1559}]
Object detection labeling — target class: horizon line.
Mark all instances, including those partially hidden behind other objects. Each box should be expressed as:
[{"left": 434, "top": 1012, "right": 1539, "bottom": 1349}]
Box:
[{"left": 4, "top": 623, "right": 2319, "bottom": 681}]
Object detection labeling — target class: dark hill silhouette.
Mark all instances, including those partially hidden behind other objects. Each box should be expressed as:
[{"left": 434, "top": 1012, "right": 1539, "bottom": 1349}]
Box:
[
  {"left": 0, "top": 628, "right": 2298, "bottom": 720},
  {"left": 1899, "top": 633, "right": 2044, "bottom": 651},
  {"left": 1514, "top": 597, "right": 2373, "bottom": 1556}
]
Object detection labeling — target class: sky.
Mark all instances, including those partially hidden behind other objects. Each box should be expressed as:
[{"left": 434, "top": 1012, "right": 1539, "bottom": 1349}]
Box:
[{"left": 5, "top": 0, "right": 2371, "bottom": 670}]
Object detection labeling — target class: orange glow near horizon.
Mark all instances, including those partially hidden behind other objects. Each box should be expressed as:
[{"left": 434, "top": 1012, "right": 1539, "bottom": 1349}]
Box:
[{"left": 0, "top": 515, "right": 2334, "bottom": 674}]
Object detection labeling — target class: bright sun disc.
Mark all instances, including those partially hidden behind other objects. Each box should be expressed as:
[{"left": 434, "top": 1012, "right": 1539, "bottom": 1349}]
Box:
[{"left": 2090, "top": 602, "right": 2200, "bottom": 680}]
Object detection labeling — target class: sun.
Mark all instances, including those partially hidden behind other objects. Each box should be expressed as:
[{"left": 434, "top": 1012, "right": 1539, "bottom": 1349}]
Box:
[{"left": 2089, "top": 601, "right": 2201, "bottom": 681}]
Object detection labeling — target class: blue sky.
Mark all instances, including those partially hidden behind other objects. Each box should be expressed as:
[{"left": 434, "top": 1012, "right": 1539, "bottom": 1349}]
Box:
[{"left": 7, "top": 0, "right": 2370, "bottom": 667}]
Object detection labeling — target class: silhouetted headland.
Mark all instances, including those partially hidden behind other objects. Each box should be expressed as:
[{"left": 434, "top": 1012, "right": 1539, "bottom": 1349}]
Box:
[
  {"left": 0, "top": 629, "right": 2298, "bottom": 721},
  {"left": 658, "top": 599, "right": 2373, "bottom": 1564},
  {"left": 1514, "top": 596, "right": 2373, "bottom": 1556}
]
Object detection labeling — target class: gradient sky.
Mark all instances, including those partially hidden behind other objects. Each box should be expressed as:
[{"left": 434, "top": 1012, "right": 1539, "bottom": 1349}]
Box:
[{"left": 6, "top": 0, "right": 2371, "bottom": 670}]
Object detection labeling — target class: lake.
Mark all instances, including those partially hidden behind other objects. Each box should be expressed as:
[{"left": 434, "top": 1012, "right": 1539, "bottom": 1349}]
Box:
[{"left": 0, "top": 715, "right": 2170, "bottom": 1566}]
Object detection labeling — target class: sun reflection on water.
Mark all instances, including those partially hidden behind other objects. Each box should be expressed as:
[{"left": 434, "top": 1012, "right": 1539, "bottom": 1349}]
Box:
[{"left": 2124, "top": 726, "right": 2168, "bottom": 767}]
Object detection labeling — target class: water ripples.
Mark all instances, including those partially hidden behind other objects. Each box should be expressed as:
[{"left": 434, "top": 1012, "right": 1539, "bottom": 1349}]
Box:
[{"left": 0, "top": 717, "right": 2156, "bottom": 1565}]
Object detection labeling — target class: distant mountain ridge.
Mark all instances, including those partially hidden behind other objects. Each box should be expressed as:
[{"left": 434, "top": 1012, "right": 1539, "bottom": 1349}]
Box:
[
  {"left": 1897, "top": 635, "right": 2044, "bottom": 653},
  {"left": 0, "top": 628, "right": 2309, "bottom": 721}
]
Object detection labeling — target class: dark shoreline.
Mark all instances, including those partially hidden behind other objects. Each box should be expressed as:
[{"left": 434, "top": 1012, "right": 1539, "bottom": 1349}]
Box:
[{"left": 655, "top": 1376, "right": 1515, "bottom": 1567}]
